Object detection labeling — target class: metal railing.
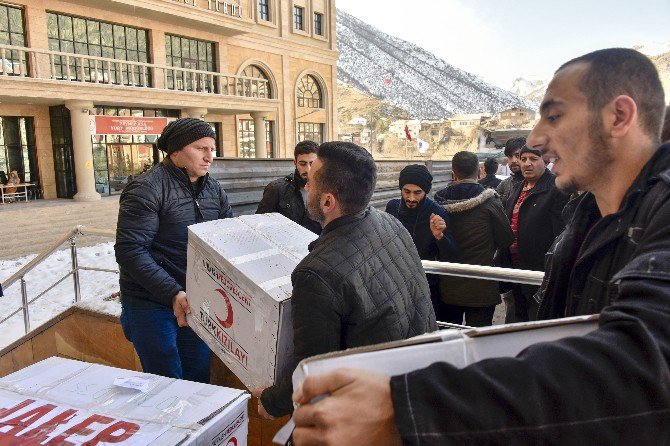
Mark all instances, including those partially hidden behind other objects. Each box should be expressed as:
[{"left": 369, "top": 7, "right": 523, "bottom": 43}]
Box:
[
  {"left": 0, "top": 44, "right": 271, "bottom": 98},
  {"left": 0, "top": 225, "right": 545, "bottom": 336}
]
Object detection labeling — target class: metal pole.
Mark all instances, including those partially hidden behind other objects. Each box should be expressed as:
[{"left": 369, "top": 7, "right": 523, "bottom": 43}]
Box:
[
  {"left": 70, "top": 236, "right": 81, "bottom": 302},
  {"left": 20, "top": 277, "right": 30, "bottom": 333}
]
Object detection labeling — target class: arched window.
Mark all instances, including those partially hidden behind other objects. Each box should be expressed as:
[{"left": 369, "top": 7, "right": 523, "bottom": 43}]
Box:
[
  {"left": 297, "top": 74, "right": 322, "bottom": 108},
  {"left": 237, "top": 64, "right": 272, "bottom": 99}
]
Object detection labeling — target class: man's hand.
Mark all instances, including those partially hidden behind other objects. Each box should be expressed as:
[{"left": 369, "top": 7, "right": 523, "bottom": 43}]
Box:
[
  {"left": 292, "top": 368, "right": 402, "bottom": 446},
  {"left": 172, "top": 291, "right": 190, "bottom": 327},
  {"left": 251, "top": 387, "right": 276, "bottom": 420},
  {"left": 430, "top": 213, "right": 447, "bottom": 240}
]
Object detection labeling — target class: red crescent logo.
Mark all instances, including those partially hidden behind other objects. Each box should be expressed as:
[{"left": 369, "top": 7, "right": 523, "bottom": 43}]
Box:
[
  {"left": 214, "top": 288, "right": 234, "bottom": 328},
  {"left": 227, "top": 439, "right": 237, "bottom": 446}
]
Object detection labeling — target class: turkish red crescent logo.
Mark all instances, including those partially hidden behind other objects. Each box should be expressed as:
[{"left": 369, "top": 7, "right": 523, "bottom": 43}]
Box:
[
  {"left": 214, "top": 288, "right": 234, "bottom": 328},
  {"left": 227, "top": 438, "right": 237, "bottom": 446}
]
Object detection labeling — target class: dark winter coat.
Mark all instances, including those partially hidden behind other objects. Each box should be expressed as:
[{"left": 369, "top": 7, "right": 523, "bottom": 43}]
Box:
[
  {"left": 478, "top": 173, "right": 502, "bottom": 189},
  {"left": 261, "top": 207, "right": 437, "bottom": 417},
  {"left": 496, "top": 170, "right": 524, "bottom": 208},
  {"left": 499, "top": 169, "right": 569, "bottom": 273},
  {"left": 256, "top": 171, "right": 321, "bottom": 234},
  {"left": 115, "top": 158, "right": 233, "bottom": 308},
  {"left": 385, "top": 196, "right": 458, "bottom": 290},
  {"left": 438, "top": 182, "right": 514, "bottom": 307},
  {"left": 390, "top": 143, "right": 670, "bottom": 445}
]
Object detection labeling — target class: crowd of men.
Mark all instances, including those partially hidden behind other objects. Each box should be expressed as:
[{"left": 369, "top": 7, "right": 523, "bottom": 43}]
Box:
[{"left": 114, "top": 47, "right": 670, "bottom": 444}]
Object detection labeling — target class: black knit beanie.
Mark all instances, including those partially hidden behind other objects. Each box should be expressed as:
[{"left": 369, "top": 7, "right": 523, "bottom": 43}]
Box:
[
  {"left": 399, "top": 164, "right": 433, "bottom": 194},
  {"left": 519, "top": 145, "right": 543, "bottom": 157},
  {"left": 156, "top": 118, "right": 216, "bottom": 154}
]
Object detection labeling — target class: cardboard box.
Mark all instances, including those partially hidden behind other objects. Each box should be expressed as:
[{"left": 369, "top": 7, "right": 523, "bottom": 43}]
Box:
[
  {"left": 186, "top": 213, "right": 318, "bottom": 390},
  {"left": 273, "top": 315, "right": 599, "bottom": 443},
  {"left": 0, "top": 357, "right": 250, "bottom": 445}
]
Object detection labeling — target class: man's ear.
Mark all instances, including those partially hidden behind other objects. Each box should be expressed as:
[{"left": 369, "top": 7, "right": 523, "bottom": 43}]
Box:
[
  {"left": 606, "top": 95, "right": 637, "bottom": 139},
  {"left": 321, "top": 192, "right": 338, "bottom": 214}
]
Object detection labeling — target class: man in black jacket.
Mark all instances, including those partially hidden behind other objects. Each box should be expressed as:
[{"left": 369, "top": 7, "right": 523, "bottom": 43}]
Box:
[
  {"left": 478, "top": 157, "right": 502, "bottom": 189},
  {"left": 436, "top": 151, "right": 513, "bottom": 326},
  {"left": 386, "top": 164, "right": 458, "bottom": 311},
  {"left": 115, "top": 118, "right": 233, "bottom": 384},
  {"left": 496, "top": 136, "right": 526, "bottom": 206},
  {"left": 256, "top": 140, "right": 321, "bottom": 234},
  {"left": 290, "top": 48, "right": 670, "bottom": 445},
  {"left": 500, "top": 145, "right": 569, "bottom": 321},
  {"left": 253, "top": 142, "right": 437, "bottom": 419}
]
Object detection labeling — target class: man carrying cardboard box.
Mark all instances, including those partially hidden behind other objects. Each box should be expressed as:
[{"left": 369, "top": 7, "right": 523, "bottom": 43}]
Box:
[
  {"left": 290, "top": 48, "right": 670, "bottom": 444},
  {"left": 253, "top": 141, "right": 437, "bottom": 419}
]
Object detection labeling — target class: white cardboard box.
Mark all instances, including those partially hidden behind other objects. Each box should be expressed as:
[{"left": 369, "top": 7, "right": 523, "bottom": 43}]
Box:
[
  {"left": 186, "top": 213, "right": 318, "bottom": 390},
  {"left": 274, "top": 315, "right": 599, "bottom": 443},
  {"left": 0, "top": 357, "right": 249, "bottom": 445}
]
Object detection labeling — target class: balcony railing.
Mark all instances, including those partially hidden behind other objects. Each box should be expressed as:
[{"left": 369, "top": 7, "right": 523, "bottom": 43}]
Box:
[{"left": 0, "top": 44, "right": 270, "bottom": 99}]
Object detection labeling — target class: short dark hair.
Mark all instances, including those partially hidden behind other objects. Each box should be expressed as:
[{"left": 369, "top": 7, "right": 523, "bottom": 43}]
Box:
[
  {"left": 484, "top": 157, "right": 499, "bottom": 175},
  {"left": 451, "top": 151, "right": 479, "bottom": 179},
  {"left": 315, "top": 142, "right": 377, "bottom": 215},
  {"left": 504, "top": 137, "right": 526, "bottom": 157},
  {"left": 662, "top": 105, "right": 670, "bottom": 143},
  {"left": 558, "top": 48, "right": 665, "bottom": 140},
  {"left": 294, "top": 140, "right": 318, "bottom": 158}
]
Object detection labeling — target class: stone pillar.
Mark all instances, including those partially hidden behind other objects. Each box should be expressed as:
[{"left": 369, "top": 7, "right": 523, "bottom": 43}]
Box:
[
  {"left": 182, "top": 108, "right": 208, "bottom": 119},
  {"left": 64, "top": 100, "right": 100, "bottom": 202},
  {"left": 251, "top": 112, "right": 269, "bottom": 158}
]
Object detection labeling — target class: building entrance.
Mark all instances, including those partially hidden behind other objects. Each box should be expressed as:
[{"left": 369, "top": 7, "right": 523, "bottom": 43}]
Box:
[{"left": 96, "top": 143, "right": 162, "bottom": 194}]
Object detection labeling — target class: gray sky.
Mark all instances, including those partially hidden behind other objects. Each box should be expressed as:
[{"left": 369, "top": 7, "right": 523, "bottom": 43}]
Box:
[{"left": 335, "top": 0, "right": 670, "bottom": 89}]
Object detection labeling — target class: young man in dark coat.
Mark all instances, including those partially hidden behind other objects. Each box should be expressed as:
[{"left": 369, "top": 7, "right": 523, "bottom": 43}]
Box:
[
  {"left": 496, "top": 136, "right": 526, "bottom": 206},
  {"left": 500, "top": 145, "right": 569, "bottom": 321},
  {"left": 115, "top": 118, "right": 233, "bottom": 384},
  {"left": 290, "top": 48, "right": 670, "bottom": 446},
  {"left": 256, "top": 140, "right": 321, "bottom": 234},
  {"left": 435, "top": 151, "right": 513, "bottom": 326},
  {"left": 253, "top": 142, "right": 437, "bottom": 419},
  {"left": 478, "top": 157, "right": 502, "bottom": 189},
  {"left": 385, "top": 164, "right": 458, "bottom": 310}
]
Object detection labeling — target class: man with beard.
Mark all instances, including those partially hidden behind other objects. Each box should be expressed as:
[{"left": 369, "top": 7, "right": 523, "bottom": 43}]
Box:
[
  {"left": 289, "top": 48, "right": 670, "bottom": 445},
  {"left": 253, "top": 141, "right": 437, "bottom": 419},
  {"left": 386, "top": 164, "right": 458, "bottom": 309},
  {"left": 256, "top": 140, "right": 321, "bottom": 234},
  {"left": 496, "top": 136, "right": 526, "bottom": 206},
  {"left": 499, "top": 146, "right": 569, "bottom": 322}
]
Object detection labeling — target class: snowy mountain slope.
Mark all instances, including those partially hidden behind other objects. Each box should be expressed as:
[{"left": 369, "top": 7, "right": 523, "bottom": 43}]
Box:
[{"left": 336, "top": 10, "right": 538, "bottom": 119}]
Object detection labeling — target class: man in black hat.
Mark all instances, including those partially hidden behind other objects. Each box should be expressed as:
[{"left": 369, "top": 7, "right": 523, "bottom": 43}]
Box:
[
  {"left": 386, "top": 164, "right": 458, "bottom": 309},
  {"left": 115, "top": 117, "right": 233, "bottom": 384},
  {"left": 496, "top": 136, "right": 526, "bottom": 207}
]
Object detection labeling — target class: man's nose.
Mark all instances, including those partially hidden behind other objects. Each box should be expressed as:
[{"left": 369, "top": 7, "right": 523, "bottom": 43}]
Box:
[{"left": 527, "top": 123, "right": 546, "bottom": 152}]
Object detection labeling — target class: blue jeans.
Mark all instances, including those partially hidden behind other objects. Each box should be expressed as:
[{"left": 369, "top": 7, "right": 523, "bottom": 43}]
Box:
[{"left": 120, "top": 301, "right": 211, "bottom": 383}]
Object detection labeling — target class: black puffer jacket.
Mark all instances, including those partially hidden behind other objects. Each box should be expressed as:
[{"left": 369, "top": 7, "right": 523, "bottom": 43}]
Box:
[
  {"left": 261, "top": 207, "right": 437, "bottom": 416},
  {"left": 115, "top": 158, "right": 232, "bottom": 308},
  {"left": 256, "top": 172, "right": 321, "bottom": 234}
]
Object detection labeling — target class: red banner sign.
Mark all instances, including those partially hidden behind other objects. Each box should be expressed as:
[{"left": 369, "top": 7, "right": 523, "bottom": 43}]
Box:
[{"left": 90, "top": 116, "right": 169, "bottom": 135}]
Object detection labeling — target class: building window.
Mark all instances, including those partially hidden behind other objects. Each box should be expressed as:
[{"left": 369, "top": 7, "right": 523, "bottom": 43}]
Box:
[
  {"left": 0, "top": 4, "right": 27, "bottom": 75},
  {"left": 238, "top": 119, "right": 275, "bottom": 158},
  {"left": 0, "top": 117, "right": 39, "bottom": 195},
  {"left": 314, "top": 12, "right": 323, "bottom": 36},
  {"left": 293, "top": 6, "right": 304, "bottom": 30},
  {"left": 259, "top": 0, "right": 270, "bottom": 21},
  {"left": 238, "top": 64, "right": 272, "bottom": 99},
  {"left": 165, "top": 34, "right": 216, "bottom": 92},
  {"left": 46, "top": 12, "right": 150, "bottom": 86},
  {"left": 297, "top": 74, "right": 323, "bottom": 108},
  {"left": 298, "top": 122, "right": 323, "bottom": 144}
]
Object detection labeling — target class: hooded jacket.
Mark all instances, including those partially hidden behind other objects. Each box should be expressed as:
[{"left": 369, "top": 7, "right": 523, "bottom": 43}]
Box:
[{"left": 436, "top": 181, "right": 514, "bottom": 306}]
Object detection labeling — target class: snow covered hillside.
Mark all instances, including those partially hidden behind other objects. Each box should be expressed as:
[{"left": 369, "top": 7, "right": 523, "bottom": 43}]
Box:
[{"left": 336, "top": 10, "right": 538, "bottom": 119}]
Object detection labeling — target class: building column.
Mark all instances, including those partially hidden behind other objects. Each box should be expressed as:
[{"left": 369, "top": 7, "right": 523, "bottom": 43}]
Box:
[
  {"left": 182, "top": 108, "right": 208, "bottom": 119},
  {"left": 64, "top": 100, "right": 100, "bottom": 202},
  {"left": 251, "top": 112, "right": 269, "bottom": 158}
]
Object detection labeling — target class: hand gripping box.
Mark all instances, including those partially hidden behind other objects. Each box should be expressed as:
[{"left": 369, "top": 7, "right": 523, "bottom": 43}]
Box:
[
  {"left": 274, "top": 315, "right": 599, "bottom": 443},
  {"left": 186, "top": 213, "right": 319, "bottom": 390},
  {"left": 0, "top": 357, "right": 249, "bottom": 445}
]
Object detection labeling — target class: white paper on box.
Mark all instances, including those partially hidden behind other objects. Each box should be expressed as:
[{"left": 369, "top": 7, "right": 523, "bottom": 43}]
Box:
[
  {"left": 273, "top": 316, "right": 599, "bottom": 444},
  {"left": 186, "top": 213, "right": 318, "bottom": 390},
  {"left": 0, "top": 357, "right": 250, "bottom": 446}
]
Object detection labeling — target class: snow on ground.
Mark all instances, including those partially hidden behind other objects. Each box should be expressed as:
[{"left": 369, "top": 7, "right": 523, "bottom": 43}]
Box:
[{"left": 0, "top": 242, "right": 121, "bottom": 350}]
